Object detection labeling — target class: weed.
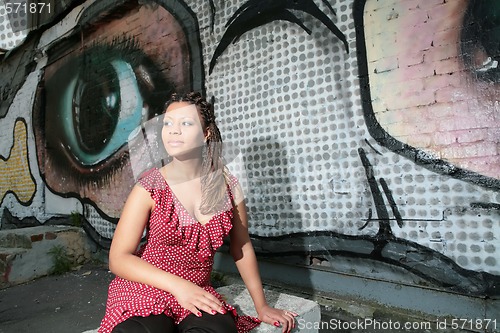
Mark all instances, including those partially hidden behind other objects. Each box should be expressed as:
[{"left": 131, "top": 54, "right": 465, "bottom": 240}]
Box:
[{"left": 48, "top": 245, "right": 73, "bottom": 275}]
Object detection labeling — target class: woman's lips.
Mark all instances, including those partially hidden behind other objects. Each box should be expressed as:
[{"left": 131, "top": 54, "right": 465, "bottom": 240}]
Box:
[{"left": 168, "top": 141, "right": 184, "bottom": 147}]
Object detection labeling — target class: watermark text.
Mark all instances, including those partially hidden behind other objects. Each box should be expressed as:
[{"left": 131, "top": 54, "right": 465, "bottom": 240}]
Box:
[{"left": 298, "top": 318, "right": 497, "bottom": 331}]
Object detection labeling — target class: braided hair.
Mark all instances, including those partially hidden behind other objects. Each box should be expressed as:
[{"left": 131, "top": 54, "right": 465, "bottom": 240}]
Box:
[{"left": 164, "top": 92, "right": 227, "bottom": 214}]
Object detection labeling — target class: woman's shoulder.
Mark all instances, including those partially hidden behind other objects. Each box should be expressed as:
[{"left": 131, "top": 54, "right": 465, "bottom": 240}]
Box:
[
  {"left": 224, "top": 167, "right": 247, "bottom": 204},
  {"left": 224, "top": 167, "right": 239, "bottom": 187},
  {"left": 137, "top": 168, "right": 166, "bottom": 191}
]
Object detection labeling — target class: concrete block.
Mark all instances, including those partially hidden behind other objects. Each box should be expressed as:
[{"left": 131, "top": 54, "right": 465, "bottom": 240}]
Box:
[
  {"left": 0, "top": 226, "right": 92, "bottom": 288},
  {"left": 0, "top": 247, "right": 28, "bottom": 288},
  {"left": 217, "top": 284, "right": 321, "bottom": 333},
  {"left": 0, "top": 232, "right": 32, "bottom": 248}
]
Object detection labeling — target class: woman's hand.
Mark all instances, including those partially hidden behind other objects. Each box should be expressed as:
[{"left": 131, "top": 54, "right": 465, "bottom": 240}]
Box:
[
  {"left": 257, "top": 304, "right": 298, "bottom": 333},
  {"left": 171, "top": 279, "right": 226, "bottom": 317}
]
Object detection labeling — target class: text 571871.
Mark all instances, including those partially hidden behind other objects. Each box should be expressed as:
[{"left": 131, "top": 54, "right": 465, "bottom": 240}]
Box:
[
  {"left": 4, "top": 2, "right": 51, "bottom": 15},
  {"left": 436, "top": 318, "right": 497, "bottom": 331}
]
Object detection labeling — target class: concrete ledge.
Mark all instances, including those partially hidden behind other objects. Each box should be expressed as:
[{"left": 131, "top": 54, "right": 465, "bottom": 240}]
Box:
[
  {"left": 217, "top": 284, "right": 320, "bottom": 332},
  {"left": 0, "top": 226, "right": 92, "bottom": 288},
  {"left": 82, "top": 284, "right": 320, "bottom": 333},
  {"left": 214, "top": 252, "right": 500, "bottom": 332}
]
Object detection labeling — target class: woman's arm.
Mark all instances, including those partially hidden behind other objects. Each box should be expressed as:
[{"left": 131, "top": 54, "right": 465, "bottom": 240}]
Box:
[
  {"left": 108, "top": 184, "right": 224, "bottom": 316},
  {"left": 229, "top": 185, "right": 297, "bottom": 332}
]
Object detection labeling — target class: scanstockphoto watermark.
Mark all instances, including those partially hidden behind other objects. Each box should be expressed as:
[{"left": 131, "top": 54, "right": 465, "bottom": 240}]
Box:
[
  {"left": 298, "top": 318, "right": 434, "bottom": 331},
  {"left": 298, "top": 318, "right": 498, "bottom": 331}
]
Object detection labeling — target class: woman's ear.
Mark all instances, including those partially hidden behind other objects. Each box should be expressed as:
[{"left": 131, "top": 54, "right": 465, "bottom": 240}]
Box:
[{"left": 204, "top": 128, "right": 211, "bottom": 142}]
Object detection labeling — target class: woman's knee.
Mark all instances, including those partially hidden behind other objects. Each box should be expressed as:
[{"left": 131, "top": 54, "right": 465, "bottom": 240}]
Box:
[
  {"left": 178, "top": 312, "right": 237, "bottom": 333},
  {"left": 111, "top": 314, "right": 175, "bottom": 333}
]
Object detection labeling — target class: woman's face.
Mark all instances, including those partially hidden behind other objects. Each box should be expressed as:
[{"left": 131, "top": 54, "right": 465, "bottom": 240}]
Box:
[{"left": 162, "top": 102, "right": 206, "bottom": 160}]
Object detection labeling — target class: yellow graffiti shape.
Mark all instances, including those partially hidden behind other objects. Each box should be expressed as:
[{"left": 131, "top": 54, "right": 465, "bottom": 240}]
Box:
[{"left": 0, "top": 120, "right": 36, "bottom": 204}]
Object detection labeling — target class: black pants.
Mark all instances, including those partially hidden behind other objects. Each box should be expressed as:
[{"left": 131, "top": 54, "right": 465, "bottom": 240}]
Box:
[{"left": 111, "top": 312, "right": 237, "bottom": 333}]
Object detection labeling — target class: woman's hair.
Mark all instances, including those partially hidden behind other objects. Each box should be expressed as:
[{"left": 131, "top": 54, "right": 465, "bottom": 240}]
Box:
[{"left": 164, "top": 92, "right": 227, "bottom": 214}]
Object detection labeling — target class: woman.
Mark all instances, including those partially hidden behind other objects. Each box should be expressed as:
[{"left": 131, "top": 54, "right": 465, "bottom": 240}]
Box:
[{"left": 99, "top": 92, "right": 297, "bottom": 333}]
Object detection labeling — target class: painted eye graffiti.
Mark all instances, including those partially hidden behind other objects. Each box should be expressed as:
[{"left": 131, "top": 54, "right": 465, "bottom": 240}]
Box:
[
  {"left": 43, "top": 38, "right": 173, "bottom": 175},
  {"left": 66, "top": 59, "right": 143, "bottom": 165},
  {"left": 461, "top": 0, "right": 500, "bottom": 82},
  {"left": 28, "top": 1, "right": 195, "bottom": 220}
]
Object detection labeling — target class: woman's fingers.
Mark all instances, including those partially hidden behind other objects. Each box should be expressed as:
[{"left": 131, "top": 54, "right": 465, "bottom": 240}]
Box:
[
  {"left": 258, "top": 305, "right": 299, "bottom": 333},
  {"left": 201, "top": 292, "right": 226, "bottom": 314},
  {"left": 173, "top": 279, "right": 227, "bottom": 316},
  {"left": 189, "top": 292, "right": 226, "bottom": 316},
  {"left": 276, "top": 310, "right": 298, "bottom": 333}
]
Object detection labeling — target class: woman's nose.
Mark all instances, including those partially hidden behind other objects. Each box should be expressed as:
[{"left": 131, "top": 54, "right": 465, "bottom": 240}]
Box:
[{"left": 170, "top": 123, "right": 181, "bottom": 134}]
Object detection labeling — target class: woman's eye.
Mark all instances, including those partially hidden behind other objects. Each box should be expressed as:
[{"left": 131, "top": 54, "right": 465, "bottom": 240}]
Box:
[{"left": 182, "top": 121, "right": 193, "bottom": 126}]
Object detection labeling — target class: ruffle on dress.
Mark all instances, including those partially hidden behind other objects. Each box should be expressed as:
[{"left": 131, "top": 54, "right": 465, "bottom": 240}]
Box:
[{"left": 180, "top": 210, "right": 234, "bottom": 263}]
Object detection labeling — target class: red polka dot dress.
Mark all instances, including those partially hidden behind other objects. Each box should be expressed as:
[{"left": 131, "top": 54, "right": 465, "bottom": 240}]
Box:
[{"left": 98, "top": 168, "right": 261, "bottom": 333}]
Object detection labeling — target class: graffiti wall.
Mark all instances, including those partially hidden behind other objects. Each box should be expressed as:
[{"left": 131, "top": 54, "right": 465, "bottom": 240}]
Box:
[{"left": 0, "top": 0, "right": 498, "bottom": 298}]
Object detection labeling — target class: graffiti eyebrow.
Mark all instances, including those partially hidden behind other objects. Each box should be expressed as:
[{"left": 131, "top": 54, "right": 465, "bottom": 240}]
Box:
[{"left": 209, "top": 0, "right": 349, "bottom": 74}]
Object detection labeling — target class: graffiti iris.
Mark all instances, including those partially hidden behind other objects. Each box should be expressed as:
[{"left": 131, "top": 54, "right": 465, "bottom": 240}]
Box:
[{"left": 63, "top": 58, "right": 143, "bottom": 165}]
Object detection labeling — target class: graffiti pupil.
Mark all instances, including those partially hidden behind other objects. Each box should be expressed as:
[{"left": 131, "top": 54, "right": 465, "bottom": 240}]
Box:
[
  {"left": 461, "top": 0, "right": 500, "bottom": 82},
  {"left": 472, "top": 0, "right": 500, "bottom": 58},
  {"left": 72, "top": 65, "right": 121, "bottom": 154}
]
